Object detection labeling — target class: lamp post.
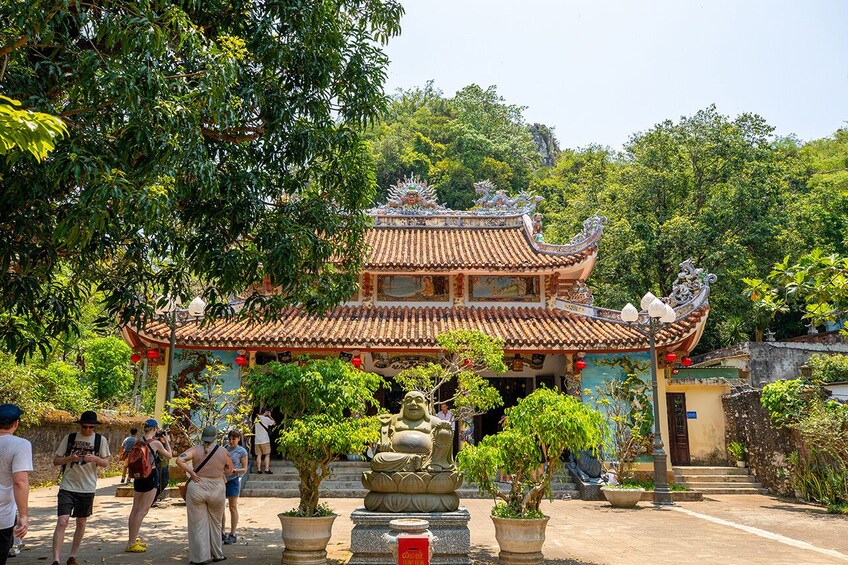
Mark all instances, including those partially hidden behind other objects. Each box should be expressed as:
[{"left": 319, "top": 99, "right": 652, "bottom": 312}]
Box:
[
  {"left": 155, "top": 295, "right": 207, "bottom": 405},
  {"left": 620, "top": 291, "right": 677, "bottom": 506}
]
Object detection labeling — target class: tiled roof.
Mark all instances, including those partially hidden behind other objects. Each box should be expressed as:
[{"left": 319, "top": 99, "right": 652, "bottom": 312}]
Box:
[
  {"left": 134, "top": 305, "right": 707, "bottom": 352},
  {"left": 363, "top": 227, "right": 594, "bottom": 272}
]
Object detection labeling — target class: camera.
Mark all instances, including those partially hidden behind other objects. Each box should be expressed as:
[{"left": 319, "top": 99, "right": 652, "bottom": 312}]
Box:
[{"left": 155, "top": 429, "right": 166, "bottom": 438}]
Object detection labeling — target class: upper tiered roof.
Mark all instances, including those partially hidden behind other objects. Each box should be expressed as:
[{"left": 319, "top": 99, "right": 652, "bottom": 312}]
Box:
[{"left": 363, "top": 177, "right": 603, "bottom": 274}]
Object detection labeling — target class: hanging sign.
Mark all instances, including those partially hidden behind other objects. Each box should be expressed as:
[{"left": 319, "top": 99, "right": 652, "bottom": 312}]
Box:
[{"left": 686, "top": 411, "right": 697, "bottom": 419}]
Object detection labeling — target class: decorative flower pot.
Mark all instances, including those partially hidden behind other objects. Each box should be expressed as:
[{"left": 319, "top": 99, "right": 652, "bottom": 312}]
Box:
[
  {"left": 491, "top": 515, "right": 550, "bottom": 564},
  {"left": 736, "top": 460, "right": 747, "bottom": 468},
  {"left": 601, "top": 486, "right": 645, "bottom": 509},
  {"left": 278, "top": 513, "right": 337, "bottom": 565}
]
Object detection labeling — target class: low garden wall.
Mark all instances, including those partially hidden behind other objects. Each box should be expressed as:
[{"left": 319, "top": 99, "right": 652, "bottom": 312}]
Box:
[
  {"left": 17, "top": 411, "right": 147, "bottom": 485},
  {"left": 722, "top": 389, "right": 794, "bottom": 495}
]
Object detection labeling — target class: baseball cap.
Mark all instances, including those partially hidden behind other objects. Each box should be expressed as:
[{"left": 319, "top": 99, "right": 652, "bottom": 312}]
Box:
[
  {"left": 201, "top": 425, "right": 218, "bottom": 442},
  {"left": 144, "top": 418, "right": 159, "bottom": 428},
  {"left": 0, "top": 404, "right": 23, "bottom": 423}
]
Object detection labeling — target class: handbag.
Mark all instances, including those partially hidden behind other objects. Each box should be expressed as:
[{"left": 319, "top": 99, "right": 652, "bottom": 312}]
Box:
[{"left": 178, "top": 445, "right": 219, "bottom": 500}]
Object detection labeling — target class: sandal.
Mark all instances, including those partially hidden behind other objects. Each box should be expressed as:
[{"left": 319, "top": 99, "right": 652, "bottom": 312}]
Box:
[{"left": 125, "top": 541, "right": 147, "bottom": 553}]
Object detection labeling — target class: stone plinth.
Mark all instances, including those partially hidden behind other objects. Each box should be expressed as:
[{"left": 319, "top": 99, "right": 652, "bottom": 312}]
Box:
[{"left": 350, "top": 507, "right": 471, "bottom": 565}]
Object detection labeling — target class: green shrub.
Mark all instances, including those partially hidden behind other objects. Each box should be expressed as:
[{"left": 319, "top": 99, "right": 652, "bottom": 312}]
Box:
[
  {"left": 808, "top": 353, "right": 848, "bottom": 384},
  {"left": 0, "top": 353, "right": 44, "bottom": 424},
  {"left": 761, "top": 379, "right": 821, "bottom": 428},
  {"left": 82, "top": 336, "right": 133, "bottom": 403},
  {"left": 38, "top": 362, "right": 94, "bottom": 414}
]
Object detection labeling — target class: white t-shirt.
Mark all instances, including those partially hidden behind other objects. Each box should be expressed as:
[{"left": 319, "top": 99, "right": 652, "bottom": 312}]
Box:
[
  {"left": 55, "top": 432, "right": 111, "bottom": 493},
  {"left": 434, "top": 409, "right": 455, "bottom": 430},
  {"left": 0, "top": 434, "right": 33, "bottom": 529},
  {"left": 254, "top": 415, "right": 275, "bottom": 445}
]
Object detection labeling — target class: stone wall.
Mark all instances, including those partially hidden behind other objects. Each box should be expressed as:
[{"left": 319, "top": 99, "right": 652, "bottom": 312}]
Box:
[
  {"left": 17, "top": 411, "right": 146, "bottom": 484},
  {"left": 722, "top": 389, "right": 794, "bottom": 495}
]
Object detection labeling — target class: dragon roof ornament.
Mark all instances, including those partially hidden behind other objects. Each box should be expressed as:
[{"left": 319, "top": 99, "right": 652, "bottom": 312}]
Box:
[
  {"left": 472, "top": 180, "right": 543, "bottom": 214},
  {"left": 667, "top": 259, "right": 717, "bottom": 307}
]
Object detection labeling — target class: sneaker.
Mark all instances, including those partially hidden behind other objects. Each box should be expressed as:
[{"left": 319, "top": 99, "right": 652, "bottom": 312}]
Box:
[
  {"left": 265, "top": 470, "right": 273, "bottom": 474},
  {"left": 223, "top": 534, "right": 232, "bottom": 545},
  {"left": 125, "top": 541, "right": 147, "bottom": 553},
  {"left": 227, "top": 534, "right": 237, "bottom": 544}
]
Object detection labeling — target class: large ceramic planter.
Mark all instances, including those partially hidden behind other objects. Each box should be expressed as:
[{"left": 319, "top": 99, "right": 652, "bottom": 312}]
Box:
[
  {"left": 601, "top": 486, "right": 645, "bottom": 509},
  {"left": 278, "top": 513, "right": 337, "bottom": 565},
  {"left": 736, "top": 460, "right": 747, "bottom": 468},
  {"left": 491, "top": 515, "right": 550, "bottom": 564}
]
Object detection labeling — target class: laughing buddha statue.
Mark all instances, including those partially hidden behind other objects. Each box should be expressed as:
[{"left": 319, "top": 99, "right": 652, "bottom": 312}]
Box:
[{"left": 362, "top": 391, "right": 463, "bottom": 512}]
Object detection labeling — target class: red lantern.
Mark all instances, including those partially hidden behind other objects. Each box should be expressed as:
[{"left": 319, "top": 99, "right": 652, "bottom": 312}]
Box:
[
  {"left": 682, "top": 356, "right": 693, "bottom": 367},
  {"left": 665, "top": 352, "right": 677, "bottom": 363},
  {"left": 463, "top": 358, "right": 472, "bottom": 368},
  {"left": 351, "top": 357, "right": 362, "bottom": 368},
  {"left": 575, "top": 359, "right": 587, "bottom": 371},
  {"left": 147, "top": 349, "right": 159, "bottom": 360},
  {"left": 130, "top": 353, "right": 142, "bottom": 363},
  {"left": 235, "top": 354, "right": 246, "bottom": 367}
]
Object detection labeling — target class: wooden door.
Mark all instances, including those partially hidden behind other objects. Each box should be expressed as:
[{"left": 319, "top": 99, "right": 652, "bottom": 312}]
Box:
[{"left": 666, "top": 392, "right": 690, "bottom": 465}]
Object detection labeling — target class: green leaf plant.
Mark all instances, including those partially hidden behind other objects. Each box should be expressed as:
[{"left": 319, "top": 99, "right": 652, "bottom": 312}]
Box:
[
  {"left": 394, "top": 329, "right": 506, "bottom": 430},
  {"left": 244, "top": 358, "right": 384, "bottom": 517},
  {"left": 456, "top": 387, "right": 605, "bottom": 518}
]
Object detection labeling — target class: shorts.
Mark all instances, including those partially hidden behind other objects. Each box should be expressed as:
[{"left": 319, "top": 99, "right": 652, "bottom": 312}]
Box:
[
  {"left": 133, "top": 471, "right": 159, "bottom": 493},
  {"left": 225, "top": 477, "right": 241, "bottom": 497},
  {"left": 255, "top": 442, "right": 271, "bottom": 455},
  {"left": 57, "top": 489, "right": 95, "bottom": 518},
  {"left": 0, "top": 525, "right": 13, "bottom": 561}
]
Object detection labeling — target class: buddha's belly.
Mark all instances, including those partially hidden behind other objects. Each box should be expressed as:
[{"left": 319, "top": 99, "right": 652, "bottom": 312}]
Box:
[{"left": 392, "top": 429, "right": 432, "bottom": 454}]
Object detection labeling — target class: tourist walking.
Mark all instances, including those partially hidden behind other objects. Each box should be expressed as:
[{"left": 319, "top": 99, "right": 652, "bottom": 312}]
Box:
[
  {"left": 125, "top": 419, "right": 172, "bottom": 553},
  {"left": 0, "top": 404, "right": 32, "bottom": 565},
  {"left": 175, "top": 425, "right": 232, "bottom": 564},
  {"left": 118, "top": 428, "right": 138, "bottom": 484},
  {"left": 253, "top": 409, "right": 275, "bottom": 474},
  {"left": 154, "top": 428, "right": 171, "bottom": 504},
  {"left": 221, "top": 430, "right": 248, "bottom": 544},
  {"left": 51, "top": 410, "right": 111, "bottom": 565}
]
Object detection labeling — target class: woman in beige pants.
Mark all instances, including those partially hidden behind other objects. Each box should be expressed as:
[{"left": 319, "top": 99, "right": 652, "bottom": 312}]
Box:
[{"left": 176, "top": 425, "right": 233, "bottom": 564}]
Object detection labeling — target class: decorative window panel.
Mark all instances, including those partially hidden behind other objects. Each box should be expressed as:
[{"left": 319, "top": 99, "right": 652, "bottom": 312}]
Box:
[
  {"left": 376, "top": 275, "right": 450, "bottom": 302},
  {"left": 468, "top": 275, "right": 540, "bottom": 302}
]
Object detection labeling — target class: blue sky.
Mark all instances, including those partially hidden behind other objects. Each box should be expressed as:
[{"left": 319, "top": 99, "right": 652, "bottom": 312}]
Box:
[{"left": 384, "top": 0, "right": 848, "bottom": 150}]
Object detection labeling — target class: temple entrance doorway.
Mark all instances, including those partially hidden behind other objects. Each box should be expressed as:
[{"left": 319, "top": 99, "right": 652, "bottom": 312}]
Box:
[{"left": 477, "top": 377, "right": 531, "bottom": 442}]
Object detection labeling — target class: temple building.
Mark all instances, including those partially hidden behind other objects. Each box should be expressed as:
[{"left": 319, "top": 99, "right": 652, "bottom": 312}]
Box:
[{"left": 124, "top": 177, "right": 731, "bottom": 466}]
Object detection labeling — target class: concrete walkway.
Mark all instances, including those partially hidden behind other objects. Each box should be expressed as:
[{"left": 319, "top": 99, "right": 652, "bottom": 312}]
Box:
[{"left": 12, "top": 476, "right": 848, "bottom": 564}]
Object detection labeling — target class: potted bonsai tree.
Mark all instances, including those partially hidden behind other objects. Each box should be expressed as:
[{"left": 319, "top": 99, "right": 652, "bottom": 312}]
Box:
[
  {"left": 728, "top": 441, "right": 747, "bottom": 468},
  {"left": 245, "top": 357, "right": 383, "bottom": 565},
  {"left": 595, "top": 375, "right": 651, "bottom": 508},
  {"left": 457, "top": 387, "right": 605, "bottom": 564}
]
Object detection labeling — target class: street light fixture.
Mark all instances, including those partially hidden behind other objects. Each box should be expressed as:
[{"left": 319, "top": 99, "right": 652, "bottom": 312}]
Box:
[
  {"left": 621, "top": 293, "right": 677, "bottom": 506},
  {"left": 154, "top": 295, "right": 207, "bottom": 404}
]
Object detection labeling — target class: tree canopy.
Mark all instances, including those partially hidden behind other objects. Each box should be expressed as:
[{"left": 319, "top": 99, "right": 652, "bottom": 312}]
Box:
[
  {"left": 364, "top": 82, "right": 542, "bottom": 208},
  {"left": 0, "top": 0, "right": 403, "bottom": 357}
]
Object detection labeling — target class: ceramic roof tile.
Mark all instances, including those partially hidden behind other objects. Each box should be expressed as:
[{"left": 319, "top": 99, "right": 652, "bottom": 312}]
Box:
[
  {"left": 363, "top": 227, "right": 593, "bottom": 272},
  {"left": 136, "top": 305, "right": 706, "bottom": 352}
]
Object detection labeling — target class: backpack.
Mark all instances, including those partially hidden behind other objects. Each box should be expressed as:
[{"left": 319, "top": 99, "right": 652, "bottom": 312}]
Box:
[
  {"left": 60, "top": 432, "right": 103, "bottom": 477},
  {"left": 127, "top": 438, "right": 154, "bottom": 479}
]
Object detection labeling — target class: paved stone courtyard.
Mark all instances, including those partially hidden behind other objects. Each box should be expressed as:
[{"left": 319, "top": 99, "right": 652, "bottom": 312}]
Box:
[{"left": 12, "top": 476, "right": 848, "bottom": 564}]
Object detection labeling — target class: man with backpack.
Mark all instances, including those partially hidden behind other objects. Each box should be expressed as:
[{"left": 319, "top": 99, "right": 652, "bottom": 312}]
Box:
[
  {"left": 50, "top": 411, "right": 110, "bottom": 565},
  {"left": 124, "top": 419, "right": 171, "bottom": 553},
  {"left": 253, "top": 409, "right": 275, "bottom": 474},
  {"left": 118, "top": 428, "right": 138, "bottom": 484}
]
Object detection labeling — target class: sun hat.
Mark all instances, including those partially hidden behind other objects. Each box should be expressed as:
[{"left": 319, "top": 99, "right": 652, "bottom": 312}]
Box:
[
  {"left": 144, "top": 418, "right": 159, "bottom": 428},
  {"left": 200, "top": 425, "right": 218, "bottom": 442},
  {"left": 0, "top": 404, "right": 23, "bottom": 424},
  {"left": 76, "top": 411, "right": 101, "bottom": 425}
]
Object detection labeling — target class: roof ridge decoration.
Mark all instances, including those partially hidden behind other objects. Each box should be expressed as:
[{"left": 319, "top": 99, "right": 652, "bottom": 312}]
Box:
[
  {"left": 379, "top": 175, "right": 447, "bottom": 215},
  {"left": 472, "top": 180, "right": 543, "bottom": 214},
  {"left": 555, "top": 258, "right": 716, "bottom": 322}
]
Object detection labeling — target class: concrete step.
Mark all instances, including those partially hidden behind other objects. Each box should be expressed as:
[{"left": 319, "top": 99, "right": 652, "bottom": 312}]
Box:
[
  {"left": 672, "top": 466, "right": 750, "bottom": 476},
  {"left": 675, "top": 474, "right": 757, "bottom": 483},
  {"left": 241, "top": 483, "right": 578, "bottom": 499},
  {"left": 681, "top": 481, "right": 762, "bottom": 490},
  {"left": 690, "top": 486, "right": 769, "bottom": 495}
]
